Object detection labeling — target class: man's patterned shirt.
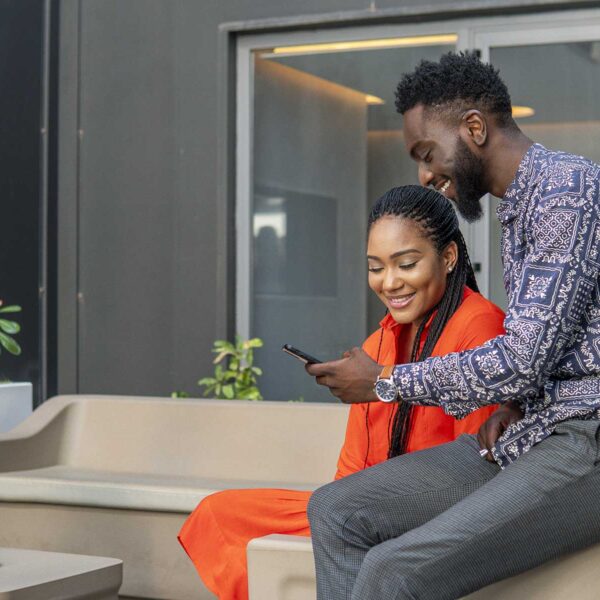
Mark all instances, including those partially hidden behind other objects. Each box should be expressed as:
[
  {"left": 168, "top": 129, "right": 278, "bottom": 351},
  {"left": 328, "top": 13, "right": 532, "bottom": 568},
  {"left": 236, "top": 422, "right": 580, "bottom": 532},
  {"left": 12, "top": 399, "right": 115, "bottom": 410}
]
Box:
[{"left": 392, "top": 143, "right": 600, "bottom": 468}]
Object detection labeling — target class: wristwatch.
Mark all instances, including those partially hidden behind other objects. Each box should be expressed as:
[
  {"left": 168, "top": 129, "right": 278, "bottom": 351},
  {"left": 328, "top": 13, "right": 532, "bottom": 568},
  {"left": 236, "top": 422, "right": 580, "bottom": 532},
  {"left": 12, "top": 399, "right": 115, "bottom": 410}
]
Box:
[{"left": 374, "top": 365, "right": 400, "bottom": 403}]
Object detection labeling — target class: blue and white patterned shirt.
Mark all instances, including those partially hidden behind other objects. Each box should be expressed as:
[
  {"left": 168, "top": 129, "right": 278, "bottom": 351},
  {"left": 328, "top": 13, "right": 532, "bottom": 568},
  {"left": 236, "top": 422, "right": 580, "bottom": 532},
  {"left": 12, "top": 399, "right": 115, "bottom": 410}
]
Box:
[{"left": 392, "top": 143, "right": 600, "bottom": 468}]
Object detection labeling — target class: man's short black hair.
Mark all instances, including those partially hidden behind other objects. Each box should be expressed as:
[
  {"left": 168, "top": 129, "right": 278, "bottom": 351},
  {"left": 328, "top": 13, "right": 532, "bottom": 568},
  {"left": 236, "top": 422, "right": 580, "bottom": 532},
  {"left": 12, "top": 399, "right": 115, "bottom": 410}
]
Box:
[{"left": 395, "top": 51, "right": 513, "bottom": 125}]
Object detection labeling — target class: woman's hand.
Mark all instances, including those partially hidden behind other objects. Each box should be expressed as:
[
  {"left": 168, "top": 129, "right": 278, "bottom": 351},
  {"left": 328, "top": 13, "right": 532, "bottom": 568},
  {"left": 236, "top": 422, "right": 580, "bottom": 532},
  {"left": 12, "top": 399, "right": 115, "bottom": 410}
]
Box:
[
  {"left": 305, "top": 347, "right": 381, "bottom": 403},
  {"left": 477, "top": 401, "right": 524, "bottom": 461}
]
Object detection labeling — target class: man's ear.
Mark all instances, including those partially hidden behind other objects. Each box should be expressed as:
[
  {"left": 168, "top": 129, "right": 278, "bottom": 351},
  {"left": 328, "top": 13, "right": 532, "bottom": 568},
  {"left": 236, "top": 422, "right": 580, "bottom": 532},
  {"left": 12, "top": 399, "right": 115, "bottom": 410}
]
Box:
[{"left": 461, "top": 109, "right": 487, "bottom": 147}]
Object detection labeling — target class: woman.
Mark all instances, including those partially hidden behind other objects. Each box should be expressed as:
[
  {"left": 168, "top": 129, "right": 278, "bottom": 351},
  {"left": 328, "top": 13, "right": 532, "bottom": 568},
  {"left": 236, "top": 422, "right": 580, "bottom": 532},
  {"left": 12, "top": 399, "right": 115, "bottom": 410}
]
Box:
[{"left": 178, "top": 185, "right": 505, "bottom": 599}]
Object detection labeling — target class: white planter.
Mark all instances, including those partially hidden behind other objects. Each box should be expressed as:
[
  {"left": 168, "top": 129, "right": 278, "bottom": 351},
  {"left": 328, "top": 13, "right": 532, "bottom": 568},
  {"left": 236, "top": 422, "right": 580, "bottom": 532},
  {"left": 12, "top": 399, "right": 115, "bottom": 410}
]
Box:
[{"left": 0, "top": 382, "right": 33, "bottom": 433}]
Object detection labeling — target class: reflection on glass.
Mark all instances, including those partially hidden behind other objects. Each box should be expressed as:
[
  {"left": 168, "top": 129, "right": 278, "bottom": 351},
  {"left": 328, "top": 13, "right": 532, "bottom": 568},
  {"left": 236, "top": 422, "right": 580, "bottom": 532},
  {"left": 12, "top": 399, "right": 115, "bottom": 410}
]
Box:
[
  {"left": 250, "top": 38, "right": 457, "bottom": 401},
  {"left": 489, "top": 41, "right": 600, "bottom": 310},
  {"left": 253, "top": 188, "right": 337, "bottom": 297}
]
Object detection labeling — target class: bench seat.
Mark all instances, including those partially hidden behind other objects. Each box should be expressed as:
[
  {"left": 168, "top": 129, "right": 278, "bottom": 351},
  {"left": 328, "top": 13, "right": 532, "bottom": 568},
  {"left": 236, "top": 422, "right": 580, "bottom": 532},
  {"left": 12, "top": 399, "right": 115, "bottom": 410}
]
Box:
[
  {"left": 0, "top": 465, "right": 319, "bottom": 513},
  {"left": 247, "top": 533, "right": 600, "bottom": 600},
  {"left": 0, "top": 394, "right": 349, "bottom": 599}
]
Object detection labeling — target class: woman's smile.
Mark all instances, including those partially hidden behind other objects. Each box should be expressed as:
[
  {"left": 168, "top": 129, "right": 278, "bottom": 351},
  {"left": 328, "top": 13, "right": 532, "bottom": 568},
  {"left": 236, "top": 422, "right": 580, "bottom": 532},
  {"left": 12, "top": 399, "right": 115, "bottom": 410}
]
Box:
[{"left": 385, "top": 292, "right": 416, "bottom": 310}]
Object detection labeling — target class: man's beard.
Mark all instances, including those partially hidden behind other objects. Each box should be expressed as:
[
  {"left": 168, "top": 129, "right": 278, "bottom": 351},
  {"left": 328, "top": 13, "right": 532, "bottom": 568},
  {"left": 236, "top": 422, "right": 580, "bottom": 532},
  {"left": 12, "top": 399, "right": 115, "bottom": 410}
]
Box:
[{"left": 452, "top": 137, "right": 486, "bottom": 222}]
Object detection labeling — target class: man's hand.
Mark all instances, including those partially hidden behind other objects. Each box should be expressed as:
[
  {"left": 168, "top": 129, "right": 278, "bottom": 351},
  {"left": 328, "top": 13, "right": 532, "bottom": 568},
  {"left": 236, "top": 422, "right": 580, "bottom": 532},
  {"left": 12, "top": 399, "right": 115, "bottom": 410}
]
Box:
[
  {"left": 477, "top": 401, "right": 524, "bottom": 461},
  {"left": 305, "top": 347, "right": 382, "bottom": 403}
]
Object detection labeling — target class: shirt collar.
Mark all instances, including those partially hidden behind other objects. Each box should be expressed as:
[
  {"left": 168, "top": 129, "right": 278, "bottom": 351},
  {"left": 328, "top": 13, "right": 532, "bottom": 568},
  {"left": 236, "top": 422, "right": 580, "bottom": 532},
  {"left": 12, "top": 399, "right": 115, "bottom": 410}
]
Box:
[{"left": 497, "top": 142, "right": 545, "bottom": 225}]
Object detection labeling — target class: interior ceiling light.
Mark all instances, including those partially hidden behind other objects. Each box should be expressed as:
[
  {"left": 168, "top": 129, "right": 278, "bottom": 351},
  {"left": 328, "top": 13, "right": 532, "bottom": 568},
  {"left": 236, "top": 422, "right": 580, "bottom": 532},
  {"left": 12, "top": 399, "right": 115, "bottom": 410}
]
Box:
[
  {"left": 512, "top": 105, "right": 535, "bottom": 118},
  {"left": 269, "top": 34, "right": 458, "bottom": 57},
  {"left": 366, "top": 95, "right": 385, "bottom": 105}
]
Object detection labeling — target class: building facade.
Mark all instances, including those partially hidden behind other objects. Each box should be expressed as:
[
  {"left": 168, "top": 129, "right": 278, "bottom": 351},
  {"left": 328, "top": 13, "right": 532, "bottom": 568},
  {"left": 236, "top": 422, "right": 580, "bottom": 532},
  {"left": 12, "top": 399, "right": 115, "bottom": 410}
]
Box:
[{"left": 4, "top": 0, "right": 600, "bottom": 404}]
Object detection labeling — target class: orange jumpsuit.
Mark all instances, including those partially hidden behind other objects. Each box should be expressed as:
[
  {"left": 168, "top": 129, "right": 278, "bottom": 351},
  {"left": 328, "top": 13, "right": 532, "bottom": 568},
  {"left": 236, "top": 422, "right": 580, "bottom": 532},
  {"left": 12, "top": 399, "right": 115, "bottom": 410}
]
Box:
[{"left": 178, "top": 288, "right": 505, "bottom": 599}]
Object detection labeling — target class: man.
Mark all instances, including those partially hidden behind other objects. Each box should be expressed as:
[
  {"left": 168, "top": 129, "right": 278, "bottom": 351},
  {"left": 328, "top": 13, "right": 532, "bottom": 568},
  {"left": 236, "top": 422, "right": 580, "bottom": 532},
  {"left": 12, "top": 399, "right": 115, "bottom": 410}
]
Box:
[{"left": 306, "top": 51, "right": 600, "bottom": 599}]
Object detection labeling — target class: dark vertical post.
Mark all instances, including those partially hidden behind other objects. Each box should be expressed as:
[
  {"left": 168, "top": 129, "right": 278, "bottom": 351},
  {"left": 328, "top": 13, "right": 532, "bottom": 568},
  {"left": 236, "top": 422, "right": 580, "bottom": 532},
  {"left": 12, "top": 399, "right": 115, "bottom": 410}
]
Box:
[{"left": 0, "top": 0, "right": 46, "bottom": 405}]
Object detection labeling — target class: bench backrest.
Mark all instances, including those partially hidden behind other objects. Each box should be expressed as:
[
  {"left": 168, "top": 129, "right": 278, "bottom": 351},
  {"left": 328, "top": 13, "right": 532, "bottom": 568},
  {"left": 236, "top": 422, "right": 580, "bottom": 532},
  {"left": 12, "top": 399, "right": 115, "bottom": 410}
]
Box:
[{"left": 40, "top": 396, "right": 350, "bottom": 485}]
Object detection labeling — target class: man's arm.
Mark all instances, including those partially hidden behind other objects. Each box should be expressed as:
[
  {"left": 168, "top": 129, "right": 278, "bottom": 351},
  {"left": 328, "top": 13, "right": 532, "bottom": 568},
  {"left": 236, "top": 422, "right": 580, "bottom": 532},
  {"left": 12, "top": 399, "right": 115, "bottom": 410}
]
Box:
[
  {"left": 393, "top": 174, "right": 599, "bottom": 418},
  {"left": 309, "top": 170, "right": 599, "bottom": 413}
]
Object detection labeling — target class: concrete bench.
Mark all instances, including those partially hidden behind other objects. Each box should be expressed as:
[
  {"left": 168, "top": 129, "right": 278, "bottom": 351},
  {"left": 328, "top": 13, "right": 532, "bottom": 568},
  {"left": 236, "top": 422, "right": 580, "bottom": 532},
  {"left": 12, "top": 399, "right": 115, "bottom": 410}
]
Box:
[
  {"left": 248, "top": 534, "right": 316, "bottom": 600},
  {"left": 5, "top": 394, "right": 599, "bottom": 599},
  {"left": 0, "top": 547, "right": 122, "bottom": 599},
  {"left": 247, "top": 529, "right": 600, "bottom": 599},
  {"left": 0, "top": 395, "right": 349, "bottom": 599}
]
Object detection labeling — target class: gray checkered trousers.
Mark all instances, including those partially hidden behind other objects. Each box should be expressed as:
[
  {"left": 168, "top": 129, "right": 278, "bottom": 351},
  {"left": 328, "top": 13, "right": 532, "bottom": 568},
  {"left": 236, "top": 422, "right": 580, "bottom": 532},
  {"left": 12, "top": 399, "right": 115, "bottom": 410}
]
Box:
[{"left": 307, "top": 420, "right": 600, "bottom": 599}]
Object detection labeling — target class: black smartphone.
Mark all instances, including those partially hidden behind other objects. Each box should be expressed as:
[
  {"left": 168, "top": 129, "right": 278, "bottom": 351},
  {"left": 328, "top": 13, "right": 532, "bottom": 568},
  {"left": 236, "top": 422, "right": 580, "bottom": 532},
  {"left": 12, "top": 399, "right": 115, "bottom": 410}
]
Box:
[{"left": 282, "top": 344, "right": 322, "bottom": 364}]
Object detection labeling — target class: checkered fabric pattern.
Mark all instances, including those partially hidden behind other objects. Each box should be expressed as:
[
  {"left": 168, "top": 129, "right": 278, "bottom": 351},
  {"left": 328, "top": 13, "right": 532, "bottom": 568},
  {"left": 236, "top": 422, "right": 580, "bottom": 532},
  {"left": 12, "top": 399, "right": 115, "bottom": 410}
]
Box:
[{"left": 308, "top": 422, "right": 600, "bottom": 599}]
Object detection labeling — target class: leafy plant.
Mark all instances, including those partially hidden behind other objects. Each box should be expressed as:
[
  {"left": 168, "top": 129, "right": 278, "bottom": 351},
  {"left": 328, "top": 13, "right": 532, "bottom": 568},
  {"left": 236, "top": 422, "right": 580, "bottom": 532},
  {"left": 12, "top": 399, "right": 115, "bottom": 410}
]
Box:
[
  {"left": 0, "top": 302, "right": 22, "bottom": 357},
  {"left": 198, "top": 336, "right": 264, "bottom": 400}
]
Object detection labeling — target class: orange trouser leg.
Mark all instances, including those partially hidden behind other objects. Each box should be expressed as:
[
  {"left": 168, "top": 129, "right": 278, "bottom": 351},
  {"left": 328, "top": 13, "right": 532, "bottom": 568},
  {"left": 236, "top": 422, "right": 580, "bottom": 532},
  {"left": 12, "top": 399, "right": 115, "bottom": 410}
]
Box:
[{"left": 178, "top": 488, "right": 312, "bottom": 600}]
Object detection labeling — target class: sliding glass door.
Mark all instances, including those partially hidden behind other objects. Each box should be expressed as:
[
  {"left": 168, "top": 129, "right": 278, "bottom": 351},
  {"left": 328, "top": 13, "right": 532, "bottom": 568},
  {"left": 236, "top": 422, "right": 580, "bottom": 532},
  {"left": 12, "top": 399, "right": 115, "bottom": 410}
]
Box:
[
  {"left": 238, "top": 28, "right": 459, "bottom": 401},
  {"left": 476, "top": 17, "right": 600, "bottom": 310},
  {"left": 237, "top": 9, "right": 600, "bottom": 401}
]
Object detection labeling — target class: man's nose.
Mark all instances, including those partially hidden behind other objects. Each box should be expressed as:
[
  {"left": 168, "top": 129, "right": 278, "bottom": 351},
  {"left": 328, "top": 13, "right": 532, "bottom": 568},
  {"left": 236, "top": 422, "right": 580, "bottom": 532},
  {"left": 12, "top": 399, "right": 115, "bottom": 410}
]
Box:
[{"left": 418, "top": 163, "right": 434, "bottom": 187}]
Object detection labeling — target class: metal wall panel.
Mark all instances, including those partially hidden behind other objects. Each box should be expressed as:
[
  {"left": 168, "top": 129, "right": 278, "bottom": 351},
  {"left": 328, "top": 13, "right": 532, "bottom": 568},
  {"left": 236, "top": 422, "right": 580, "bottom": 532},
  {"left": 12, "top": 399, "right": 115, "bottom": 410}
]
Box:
[
  {"left": 57, "top": 0, "right": 598, "bottom": 397},
  {"left": 0, "top": 0, "right": 46, "bottom": 406},
  {"left": 76, "top": 1, "right": 177, "bottom": 394}
]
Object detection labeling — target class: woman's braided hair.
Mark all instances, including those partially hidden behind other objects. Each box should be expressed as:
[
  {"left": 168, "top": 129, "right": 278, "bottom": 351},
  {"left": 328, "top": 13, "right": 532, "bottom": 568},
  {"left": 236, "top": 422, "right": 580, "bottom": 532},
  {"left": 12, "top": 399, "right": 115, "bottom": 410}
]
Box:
[{"left": 367, "top": 185, "right": 479, "bottom": 459}]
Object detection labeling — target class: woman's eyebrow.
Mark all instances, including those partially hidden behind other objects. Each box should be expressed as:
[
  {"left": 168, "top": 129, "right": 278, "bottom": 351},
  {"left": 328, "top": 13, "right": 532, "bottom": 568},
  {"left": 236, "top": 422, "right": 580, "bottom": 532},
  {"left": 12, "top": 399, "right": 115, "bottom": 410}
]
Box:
[
  {"left": 390, "top": 249, "right": 421, "bottom": 259},
  {"left": 366, "top": 249, "right": 421, "bottom": 260}
]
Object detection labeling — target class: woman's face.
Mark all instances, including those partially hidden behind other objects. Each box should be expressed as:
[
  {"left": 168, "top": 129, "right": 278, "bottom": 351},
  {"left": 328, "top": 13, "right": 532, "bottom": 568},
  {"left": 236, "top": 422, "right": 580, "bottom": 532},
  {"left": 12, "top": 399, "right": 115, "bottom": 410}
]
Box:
[{"left": 367, "top": 215, "right": 457, "bottom": 326}]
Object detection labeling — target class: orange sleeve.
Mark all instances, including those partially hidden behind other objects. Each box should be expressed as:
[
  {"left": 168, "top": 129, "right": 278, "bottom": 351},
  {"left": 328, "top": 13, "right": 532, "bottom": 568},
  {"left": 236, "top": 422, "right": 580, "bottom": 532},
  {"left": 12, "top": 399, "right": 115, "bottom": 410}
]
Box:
[
  {"left": 334, "top": 329, "right": 383, "bottom": 480},
  {"left": 452, "top": 302, "right": 505, "bottom": 437}
]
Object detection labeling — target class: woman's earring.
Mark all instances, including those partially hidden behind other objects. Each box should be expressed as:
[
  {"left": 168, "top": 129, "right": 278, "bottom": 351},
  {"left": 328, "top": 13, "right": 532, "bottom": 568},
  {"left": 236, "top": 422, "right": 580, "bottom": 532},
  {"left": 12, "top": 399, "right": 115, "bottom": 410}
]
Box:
[{"left": 448, "top": 266, "right": 453, "bottom": 273}]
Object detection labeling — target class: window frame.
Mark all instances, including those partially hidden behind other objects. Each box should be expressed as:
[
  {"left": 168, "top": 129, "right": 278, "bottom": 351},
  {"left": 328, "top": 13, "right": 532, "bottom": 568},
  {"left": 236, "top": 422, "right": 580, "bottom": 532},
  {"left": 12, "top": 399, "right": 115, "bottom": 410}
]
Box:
[{"left": 236, "top": 8, "right": 600, "bottom": 338}]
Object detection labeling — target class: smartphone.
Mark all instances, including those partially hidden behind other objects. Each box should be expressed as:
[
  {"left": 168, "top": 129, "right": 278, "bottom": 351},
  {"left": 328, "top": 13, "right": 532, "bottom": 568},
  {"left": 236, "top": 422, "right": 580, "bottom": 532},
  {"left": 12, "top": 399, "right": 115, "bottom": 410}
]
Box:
[{"left": 282, "top": 344, "right": 322, "bottom": 364}]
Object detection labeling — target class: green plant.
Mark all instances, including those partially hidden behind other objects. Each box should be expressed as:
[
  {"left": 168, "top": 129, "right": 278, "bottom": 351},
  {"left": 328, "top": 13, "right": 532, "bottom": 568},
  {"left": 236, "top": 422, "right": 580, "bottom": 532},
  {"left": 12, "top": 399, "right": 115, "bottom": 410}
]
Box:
[
  {"left": 0, "top": 302, "right": 22, "bottom": 357},
  {"left": 198, "top": 336, "right": 264, "bottom": 400}
]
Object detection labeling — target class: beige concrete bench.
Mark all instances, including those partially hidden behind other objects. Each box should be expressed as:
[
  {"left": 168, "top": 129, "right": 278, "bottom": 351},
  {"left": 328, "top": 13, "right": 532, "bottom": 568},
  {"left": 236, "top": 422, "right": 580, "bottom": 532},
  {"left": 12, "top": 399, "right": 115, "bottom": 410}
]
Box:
[
  {"left": 0, "top": 547, "right": 122, "bottom": 599},
  {"left": 5, "top": 394, "right": 598, "bottom": 599},
  {"left": 0, "top": 395, "right": 349, "bottom": 600},
  {"left": 247, "top": 527, "right": 600, "bottom": 599}
]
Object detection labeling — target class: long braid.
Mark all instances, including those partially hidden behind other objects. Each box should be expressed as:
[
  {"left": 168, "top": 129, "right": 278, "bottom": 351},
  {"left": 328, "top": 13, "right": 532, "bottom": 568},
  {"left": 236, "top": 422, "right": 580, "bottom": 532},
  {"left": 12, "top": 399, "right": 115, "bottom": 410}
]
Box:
[{"left": 367, "top": 186, "right": 479, "bottom": 459}]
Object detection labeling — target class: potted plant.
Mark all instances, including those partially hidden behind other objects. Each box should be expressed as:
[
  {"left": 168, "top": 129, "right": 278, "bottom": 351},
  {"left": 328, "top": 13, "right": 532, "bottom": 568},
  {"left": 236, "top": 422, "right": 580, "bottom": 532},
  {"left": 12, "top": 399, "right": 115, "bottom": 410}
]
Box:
[
  {"left": 198, "top": 337, "right": 264, "bottom": 400},
  {"left": 172, "top": 336, "right": 264, "bottom": 400},
  {"left": 0, "top": 301, "right": 32, "bottom": 433}
]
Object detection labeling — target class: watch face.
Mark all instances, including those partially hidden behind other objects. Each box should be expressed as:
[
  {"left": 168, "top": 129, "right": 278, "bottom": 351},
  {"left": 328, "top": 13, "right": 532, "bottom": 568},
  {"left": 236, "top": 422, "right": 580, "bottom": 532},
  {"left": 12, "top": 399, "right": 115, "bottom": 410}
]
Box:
[{"left": 375, "top": 379, "right": 398, "bottom": 402}]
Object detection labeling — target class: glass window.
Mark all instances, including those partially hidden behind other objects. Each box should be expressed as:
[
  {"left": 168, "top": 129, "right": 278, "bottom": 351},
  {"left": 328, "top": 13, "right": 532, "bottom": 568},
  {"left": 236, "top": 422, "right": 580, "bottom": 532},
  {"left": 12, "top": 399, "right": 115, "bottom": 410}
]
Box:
[
  {"left": 488, "top": 39, "right": 600, "bottom": 310},
  {"left": 246, "top": 35, "right": 457, "bottom": 401},
  {"left": 240, "top": 13, "right": 600, "bottom": 402}
]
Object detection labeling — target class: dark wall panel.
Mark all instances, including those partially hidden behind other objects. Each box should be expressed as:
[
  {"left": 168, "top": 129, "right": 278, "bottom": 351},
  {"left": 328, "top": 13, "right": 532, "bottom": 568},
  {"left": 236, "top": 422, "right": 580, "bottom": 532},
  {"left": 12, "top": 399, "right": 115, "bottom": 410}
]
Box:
[
  {"left": 77, "top": 2, "right": 177, "bottom": 394},
  {"left": 60, "top": 0, "right": 595, "bottom": 397},
  {"left": 0, "top": 0, "right": 45, "bottom": 404}
]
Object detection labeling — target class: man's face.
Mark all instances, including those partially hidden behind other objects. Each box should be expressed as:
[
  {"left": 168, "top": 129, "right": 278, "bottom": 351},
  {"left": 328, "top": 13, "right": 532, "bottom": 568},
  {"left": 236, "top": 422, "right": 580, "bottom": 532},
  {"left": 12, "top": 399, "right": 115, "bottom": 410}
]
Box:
[{"left": 402, "top": 104, "right": 486, "bottom": 222}]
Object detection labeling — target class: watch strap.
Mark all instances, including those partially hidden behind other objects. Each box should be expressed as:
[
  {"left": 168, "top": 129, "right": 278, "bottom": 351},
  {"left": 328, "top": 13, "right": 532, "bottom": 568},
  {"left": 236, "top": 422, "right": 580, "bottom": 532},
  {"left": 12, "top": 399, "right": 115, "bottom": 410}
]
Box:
[{"left": 379, "top": 365, "right": 395, "bottom": 380}]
